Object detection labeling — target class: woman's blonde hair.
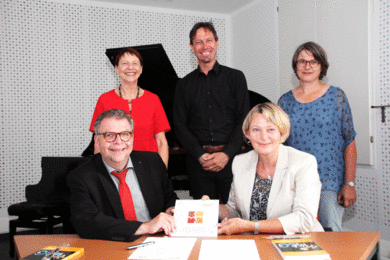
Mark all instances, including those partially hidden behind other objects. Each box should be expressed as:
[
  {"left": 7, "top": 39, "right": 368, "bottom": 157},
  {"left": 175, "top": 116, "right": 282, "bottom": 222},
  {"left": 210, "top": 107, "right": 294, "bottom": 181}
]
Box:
[{"left": 242, "top": 102, "right": 291, "bottom": 143}]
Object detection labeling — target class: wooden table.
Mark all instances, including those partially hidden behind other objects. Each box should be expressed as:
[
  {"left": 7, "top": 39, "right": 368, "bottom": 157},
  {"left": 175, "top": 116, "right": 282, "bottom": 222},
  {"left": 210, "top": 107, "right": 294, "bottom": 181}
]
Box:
[{"left": 15, "top": 231, "right": 380, "bottom": 260}]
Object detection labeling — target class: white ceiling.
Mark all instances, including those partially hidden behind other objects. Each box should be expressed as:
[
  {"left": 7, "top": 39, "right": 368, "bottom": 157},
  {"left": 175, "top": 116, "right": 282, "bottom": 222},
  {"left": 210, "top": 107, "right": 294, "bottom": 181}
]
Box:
[{"left": 88, "top": 0, "right": 256, "bottom": 14}]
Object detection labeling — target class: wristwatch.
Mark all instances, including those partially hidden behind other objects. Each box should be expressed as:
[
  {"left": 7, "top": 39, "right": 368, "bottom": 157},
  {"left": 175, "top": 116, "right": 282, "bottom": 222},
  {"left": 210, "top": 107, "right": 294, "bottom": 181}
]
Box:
[
  {"left": 254, "top": 221, "right": 259, "bottom": 234},
  {"left": 346, "top": 182, "right": 355, "bottom": 187}
]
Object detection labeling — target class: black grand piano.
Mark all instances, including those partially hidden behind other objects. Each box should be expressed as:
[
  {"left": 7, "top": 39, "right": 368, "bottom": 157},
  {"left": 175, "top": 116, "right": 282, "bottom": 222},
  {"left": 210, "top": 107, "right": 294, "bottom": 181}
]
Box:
[{"left": 98, "top": 44, "right": 270, "bottom": 189}]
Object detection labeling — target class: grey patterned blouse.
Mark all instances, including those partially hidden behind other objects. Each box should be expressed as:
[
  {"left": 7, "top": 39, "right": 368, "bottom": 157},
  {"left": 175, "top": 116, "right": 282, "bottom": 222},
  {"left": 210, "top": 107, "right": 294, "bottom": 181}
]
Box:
[{"left": 250, "top": 173, "right": 273, "bottom": 221}]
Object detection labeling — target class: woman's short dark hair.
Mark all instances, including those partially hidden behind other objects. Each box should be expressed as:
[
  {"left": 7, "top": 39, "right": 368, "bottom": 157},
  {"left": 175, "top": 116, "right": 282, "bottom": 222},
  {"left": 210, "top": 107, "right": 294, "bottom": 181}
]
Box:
[
  {"left": 115, "top": 47, "right": 143, "bottom": 67},
  {"left": 292, "top": 41, "right": 329, "bottom": 80},
  {"left": 189, "top": 22, "right": 218, "bottom": 45}
]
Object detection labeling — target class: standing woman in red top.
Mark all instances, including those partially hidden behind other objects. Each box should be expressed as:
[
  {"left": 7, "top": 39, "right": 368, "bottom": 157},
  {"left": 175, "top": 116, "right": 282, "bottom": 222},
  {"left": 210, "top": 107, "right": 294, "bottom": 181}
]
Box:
[{"left": 89, "top": 47, "right": 170, "bottom": 167}]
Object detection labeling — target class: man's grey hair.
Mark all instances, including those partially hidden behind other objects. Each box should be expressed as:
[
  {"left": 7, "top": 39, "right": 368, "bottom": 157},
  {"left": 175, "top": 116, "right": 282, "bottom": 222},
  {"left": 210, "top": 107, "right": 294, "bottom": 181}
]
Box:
[{"left": 94, "top": 109, "right": 134, "bottom": 134}]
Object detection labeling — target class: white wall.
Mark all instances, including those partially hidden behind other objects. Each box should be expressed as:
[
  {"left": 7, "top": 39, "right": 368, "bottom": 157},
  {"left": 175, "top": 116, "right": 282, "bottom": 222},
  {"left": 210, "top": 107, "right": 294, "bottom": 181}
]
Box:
[
  {"left": 231, "top": 0, "right": 279, "bottom": 102},
  {"left": 0, "top": 0, "right": 229, "bottom": 233},
  {"left": 277, "top": 0, "right": 390, "bottom": 258},
  {"left": 343, "top": 0, "right": 390, "bottom": 239},
  {"left": 279, "top": 0, "right": 373, "bottom": 166},
  {"left": 1, "top": 3, "right": 389, "bottom": 257}
]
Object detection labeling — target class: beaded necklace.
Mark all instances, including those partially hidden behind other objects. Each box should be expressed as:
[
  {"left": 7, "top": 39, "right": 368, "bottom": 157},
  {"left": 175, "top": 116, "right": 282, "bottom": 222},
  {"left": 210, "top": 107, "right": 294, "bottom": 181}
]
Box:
[{"left": 119, "top": 85, "right": 139, "bottom": 112}]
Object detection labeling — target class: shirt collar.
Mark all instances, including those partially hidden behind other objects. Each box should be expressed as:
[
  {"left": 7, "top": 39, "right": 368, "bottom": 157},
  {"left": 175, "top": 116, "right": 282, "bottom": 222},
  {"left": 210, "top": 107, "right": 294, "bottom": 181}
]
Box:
[
  {"left": 102, "top": 157, "right": 134, "bottom": 174},
  {"left": 196, "top": 61, "right": 220, "bottom": 76}
]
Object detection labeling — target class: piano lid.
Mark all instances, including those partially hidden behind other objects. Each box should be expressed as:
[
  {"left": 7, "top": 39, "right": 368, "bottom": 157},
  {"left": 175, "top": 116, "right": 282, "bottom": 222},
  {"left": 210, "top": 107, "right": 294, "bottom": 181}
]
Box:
[
  {"left": 105, "top": 43, "right": 178, "bottom": 78},
  {"left": 103, "top": 44, "right": 270, "bottom": 149},
  {"left": 105, "top": 43, "right": 179, "bottom": 103}
]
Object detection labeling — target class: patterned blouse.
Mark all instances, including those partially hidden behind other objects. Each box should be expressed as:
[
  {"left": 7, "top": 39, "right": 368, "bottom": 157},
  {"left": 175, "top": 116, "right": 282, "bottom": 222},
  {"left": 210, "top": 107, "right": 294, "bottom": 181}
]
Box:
[
  {"left": 278, "top": 86, "right": 356, "bottom": 193},
  {"left": 250, "top": 174, "right": 273, "bottom": 221}
]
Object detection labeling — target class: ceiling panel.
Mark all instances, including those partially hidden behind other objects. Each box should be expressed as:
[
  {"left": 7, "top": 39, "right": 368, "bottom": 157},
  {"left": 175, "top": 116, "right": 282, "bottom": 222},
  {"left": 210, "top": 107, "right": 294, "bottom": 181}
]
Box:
[{"left": 88, "top": 0, "right": 255, "bottom": 14}]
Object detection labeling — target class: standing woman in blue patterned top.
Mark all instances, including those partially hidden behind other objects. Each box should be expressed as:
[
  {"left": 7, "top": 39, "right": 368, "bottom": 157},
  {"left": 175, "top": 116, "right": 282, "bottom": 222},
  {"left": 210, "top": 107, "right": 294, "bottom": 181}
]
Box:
[{"left": 278, "top": 42, "right": 357, "bottom": 232}]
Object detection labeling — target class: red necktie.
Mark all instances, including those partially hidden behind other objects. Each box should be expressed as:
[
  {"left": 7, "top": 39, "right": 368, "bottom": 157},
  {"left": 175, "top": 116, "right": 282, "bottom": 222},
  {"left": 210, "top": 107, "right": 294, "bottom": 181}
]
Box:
[{"left": 111, "top": 168, "right": 137, "bottom": 221}]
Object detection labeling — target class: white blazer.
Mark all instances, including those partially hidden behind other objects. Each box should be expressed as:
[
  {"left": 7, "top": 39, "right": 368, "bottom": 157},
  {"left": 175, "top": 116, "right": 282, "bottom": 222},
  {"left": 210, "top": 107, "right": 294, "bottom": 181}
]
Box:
[{"left": 227, "top": 144, "right": 324, "bottom": 234}]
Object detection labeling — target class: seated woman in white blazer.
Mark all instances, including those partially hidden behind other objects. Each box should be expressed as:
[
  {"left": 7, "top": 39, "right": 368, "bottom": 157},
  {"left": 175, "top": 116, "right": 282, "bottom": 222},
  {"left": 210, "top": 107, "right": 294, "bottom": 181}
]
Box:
[{"left": 217, "top": 102, "right": 324, "bottom": 235}]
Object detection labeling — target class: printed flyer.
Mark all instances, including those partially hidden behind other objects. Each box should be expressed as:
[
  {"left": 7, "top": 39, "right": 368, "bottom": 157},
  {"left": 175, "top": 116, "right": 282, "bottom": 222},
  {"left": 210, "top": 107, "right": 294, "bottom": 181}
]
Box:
[{"left": 171, "top": 199, "right": 219, "bottom": 237}]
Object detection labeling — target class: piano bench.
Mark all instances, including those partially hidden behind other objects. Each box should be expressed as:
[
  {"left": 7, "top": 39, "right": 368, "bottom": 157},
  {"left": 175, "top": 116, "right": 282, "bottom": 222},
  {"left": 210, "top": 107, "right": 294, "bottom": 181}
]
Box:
[{"left": 8, "top": 202, "right": 70, "bottom": 258}]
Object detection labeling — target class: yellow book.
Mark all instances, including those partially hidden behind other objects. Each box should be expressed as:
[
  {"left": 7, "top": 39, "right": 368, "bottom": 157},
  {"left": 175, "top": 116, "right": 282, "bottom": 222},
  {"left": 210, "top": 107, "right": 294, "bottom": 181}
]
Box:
[
  {"left": 22, "top": 246, "right": 84, "bottom": 260},
  {"left": 272, "top": 238, "right": 331, "bottom": 259}
]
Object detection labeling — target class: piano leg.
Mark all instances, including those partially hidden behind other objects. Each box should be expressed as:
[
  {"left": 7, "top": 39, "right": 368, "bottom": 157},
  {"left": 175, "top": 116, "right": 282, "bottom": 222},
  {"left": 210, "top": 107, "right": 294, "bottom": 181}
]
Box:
[{"left": 9, "top": 220, "right": 16, "bottom": 257}]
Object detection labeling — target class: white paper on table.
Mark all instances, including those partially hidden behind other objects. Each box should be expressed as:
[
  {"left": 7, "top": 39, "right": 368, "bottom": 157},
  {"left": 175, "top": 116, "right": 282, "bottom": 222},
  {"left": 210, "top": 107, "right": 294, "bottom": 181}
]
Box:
[
  {"left": 198, "top": 240, "right": 261, "bottom": 260},
  {"left": 128, "top": 237, "right": 197, "bottom": 260},
  {"left": 171, "top": 199, "right": 219, "bottom": 237}
]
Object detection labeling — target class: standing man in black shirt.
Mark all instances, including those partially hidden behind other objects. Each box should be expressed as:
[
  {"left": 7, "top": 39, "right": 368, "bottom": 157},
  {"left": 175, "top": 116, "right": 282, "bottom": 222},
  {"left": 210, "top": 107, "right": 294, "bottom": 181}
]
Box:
[{"left": 173, "top": 22, "right": 250, "bottom": 203}]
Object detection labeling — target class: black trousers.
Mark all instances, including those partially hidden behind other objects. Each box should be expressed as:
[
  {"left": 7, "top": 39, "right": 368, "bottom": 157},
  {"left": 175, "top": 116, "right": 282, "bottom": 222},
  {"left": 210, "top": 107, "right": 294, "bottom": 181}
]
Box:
[{"left": 186, "top": 154, "right": 233, "bottom": 204}]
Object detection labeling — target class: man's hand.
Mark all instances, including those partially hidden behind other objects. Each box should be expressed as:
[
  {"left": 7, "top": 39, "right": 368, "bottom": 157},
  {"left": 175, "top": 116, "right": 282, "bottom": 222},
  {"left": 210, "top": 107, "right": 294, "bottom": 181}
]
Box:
[
  {"left": 337, "top": 185, "right": 357, "bottom": 208},
  {"left": 165, "top": 206, "right": 175, "bottom": 216},
  {"left": 200, "top": 152, "right": 229, "bottom": 172},
  {"left": 135, "top": 212, "right": 176, "bottom": 236},
  {"left": 199, "top": 153, "right": 213, "bottom": 166},
  {"left": 217, "top": 218, "right": 251, "bottom": 235}
]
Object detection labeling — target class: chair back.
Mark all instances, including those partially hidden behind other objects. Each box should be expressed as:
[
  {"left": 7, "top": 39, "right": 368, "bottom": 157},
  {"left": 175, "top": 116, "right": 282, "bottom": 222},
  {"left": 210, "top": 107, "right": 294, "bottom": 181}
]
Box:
[{"left": 26, "top": 157, "right": 89, "bottom": 204}]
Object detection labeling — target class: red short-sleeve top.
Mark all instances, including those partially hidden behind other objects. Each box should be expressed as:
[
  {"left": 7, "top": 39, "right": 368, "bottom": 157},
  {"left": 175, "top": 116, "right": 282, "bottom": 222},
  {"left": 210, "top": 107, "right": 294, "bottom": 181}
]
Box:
[{"left": 90, "top": 89, "right": 170, "bottom": 153}]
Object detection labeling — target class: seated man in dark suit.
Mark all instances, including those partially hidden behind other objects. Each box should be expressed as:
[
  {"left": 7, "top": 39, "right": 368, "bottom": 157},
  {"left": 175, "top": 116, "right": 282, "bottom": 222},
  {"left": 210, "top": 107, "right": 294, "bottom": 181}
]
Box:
[{"left": 67, "top": 109, "right": 177, "bottom": 242}]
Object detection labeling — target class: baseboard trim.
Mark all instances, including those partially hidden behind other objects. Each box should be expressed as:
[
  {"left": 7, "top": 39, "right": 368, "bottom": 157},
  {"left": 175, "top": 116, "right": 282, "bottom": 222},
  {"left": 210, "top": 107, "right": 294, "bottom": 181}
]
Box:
[
  {"left": 0, "top": 216, "right": 13, "bottom": 234},
  {"left": 0, "top": 216, "right": 38, "bottom": 234},
  {"left": 379, "top": 238, "right": 390, "bottom": 260}
]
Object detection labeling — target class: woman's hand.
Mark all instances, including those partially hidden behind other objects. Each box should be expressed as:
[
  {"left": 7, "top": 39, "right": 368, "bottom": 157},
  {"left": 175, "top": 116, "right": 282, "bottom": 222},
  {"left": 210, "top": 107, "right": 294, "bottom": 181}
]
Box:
[
  {"left": 337, "top": 185, "right": 357, "bottom": 208},
  {"left": 341, "top": 140, "right": 357, "bottom": 208},
  {"left": 202, "top": 195, "right": 231, "bottom": 221},
  {"left": 218, "top": 218, "right": 253, "bottom": 235},
  {"left": 201, "top": 195, "right": 210, "bottom": 200},
  {"left": 219, "top": 204, "right": 230, "bottom": 221}
]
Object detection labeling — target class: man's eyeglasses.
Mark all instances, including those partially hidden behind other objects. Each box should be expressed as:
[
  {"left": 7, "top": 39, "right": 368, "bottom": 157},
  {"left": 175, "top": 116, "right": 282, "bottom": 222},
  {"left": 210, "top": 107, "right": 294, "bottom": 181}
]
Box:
[
  {"left": 297, "top": 59, "right": 320, "bottom": 68},
  {"left": 97, "top": 132, "right": 133, "bottom": 142}
]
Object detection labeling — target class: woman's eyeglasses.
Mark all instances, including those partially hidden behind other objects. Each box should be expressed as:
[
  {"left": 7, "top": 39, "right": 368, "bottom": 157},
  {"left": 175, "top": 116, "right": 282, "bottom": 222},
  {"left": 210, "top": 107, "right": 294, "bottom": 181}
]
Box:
[{"left": 297, "top": 59, "right": 320, "bottom": 68}]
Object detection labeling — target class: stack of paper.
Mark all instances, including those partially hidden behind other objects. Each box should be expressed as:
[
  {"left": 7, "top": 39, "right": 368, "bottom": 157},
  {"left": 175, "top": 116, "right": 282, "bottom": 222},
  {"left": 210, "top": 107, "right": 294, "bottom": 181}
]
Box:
[{"left": 198, "top": 240, "right": 260, "bottom": 260}]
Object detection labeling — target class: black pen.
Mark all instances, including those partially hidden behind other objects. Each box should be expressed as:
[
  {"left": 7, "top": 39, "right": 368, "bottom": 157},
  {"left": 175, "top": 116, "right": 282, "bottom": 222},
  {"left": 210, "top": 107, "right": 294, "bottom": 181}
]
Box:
[{"left": 126, "top": 241, "right": 155, "bottom": 250}]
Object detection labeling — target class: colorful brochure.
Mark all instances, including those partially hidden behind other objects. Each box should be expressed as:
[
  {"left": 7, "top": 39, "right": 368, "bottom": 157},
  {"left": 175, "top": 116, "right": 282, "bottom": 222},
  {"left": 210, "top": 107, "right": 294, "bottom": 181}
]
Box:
[{"left": 171, "top": 199, "right": 219, "bottom": 237}]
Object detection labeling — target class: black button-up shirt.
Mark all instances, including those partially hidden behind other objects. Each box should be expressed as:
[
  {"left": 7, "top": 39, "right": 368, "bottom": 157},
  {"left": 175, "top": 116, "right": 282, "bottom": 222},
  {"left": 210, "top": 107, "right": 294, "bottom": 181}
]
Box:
[{"left": 173, "top": 62, "right": 250, "bottom": 160}]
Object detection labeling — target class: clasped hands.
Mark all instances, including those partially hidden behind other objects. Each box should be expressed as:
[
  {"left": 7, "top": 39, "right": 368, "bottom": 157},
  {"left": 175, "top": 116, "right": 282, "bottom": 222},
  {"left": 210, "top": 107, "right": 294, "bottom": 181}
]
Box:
[{"left": 199, "top": 152, "right": 229, "bottom": 172}]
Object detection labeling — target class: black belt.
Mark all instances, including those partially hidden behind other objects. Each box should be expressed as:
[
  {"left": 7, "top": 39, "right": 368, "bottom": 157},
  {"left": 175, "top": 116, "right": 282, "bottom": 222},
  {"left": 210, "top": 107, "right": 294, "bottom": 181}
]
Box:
[{"left": 203, "top": 145, "right": 226, "bottom": 153}]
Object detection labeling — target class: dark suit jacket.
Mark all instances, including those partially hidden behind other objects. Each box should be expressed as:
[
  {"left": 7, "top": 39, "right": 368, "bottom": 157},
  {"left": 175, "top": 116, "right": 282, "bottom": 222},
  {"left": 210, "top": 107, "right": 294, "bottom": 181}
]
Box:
[{"left": 67, "top": 151, "right": 177, "bottom": 242}]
